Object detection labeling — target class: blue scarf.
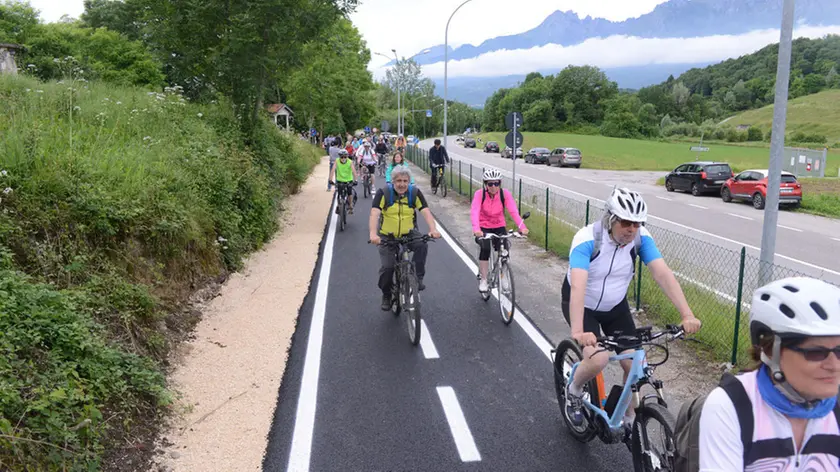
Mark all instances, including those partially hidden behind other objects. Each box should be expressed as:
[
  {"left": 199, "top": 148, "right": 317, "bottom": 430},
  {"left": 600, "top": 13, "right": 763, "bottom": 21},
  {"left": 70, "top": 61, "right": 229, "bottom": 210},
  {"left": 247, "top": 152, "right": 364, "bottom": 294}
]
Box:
[{"left": 757, "top": 365, "right": 837, "bottom": 419}]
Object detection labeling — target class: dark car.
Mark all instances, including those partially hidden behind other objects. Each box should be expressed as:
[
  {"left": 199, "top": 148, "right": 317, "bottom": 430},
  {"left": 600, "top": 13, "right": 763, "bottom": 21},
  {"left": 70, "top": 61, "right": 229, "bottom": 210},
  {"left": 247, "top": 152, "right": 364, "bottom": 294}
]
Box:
[
  {"left": 484, "top": 141, "right": 499, "bottom": 153},
  {"left": 464, "top": 137, "right": 476, "bottom": 148},
  {"left": 525, "top": 147, "right": 551, "bottom": 164},
  {"left": 665, "top": 161, "right": 734, "bottom": 196},
  {"left": 548, "top": 147, "right": 582, "bottom": 167}
]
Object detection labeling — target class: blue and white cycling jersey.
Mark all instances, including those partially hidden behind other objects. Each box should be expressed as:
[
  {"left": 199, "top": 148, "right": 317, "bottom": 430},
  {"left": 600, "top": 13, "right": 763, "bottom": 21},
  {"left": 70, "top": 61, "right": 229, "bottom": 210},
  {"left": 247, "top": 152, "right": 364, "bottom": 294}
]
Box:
[{"left": 566, "top": 224, "right": 663, "bottom": 312}]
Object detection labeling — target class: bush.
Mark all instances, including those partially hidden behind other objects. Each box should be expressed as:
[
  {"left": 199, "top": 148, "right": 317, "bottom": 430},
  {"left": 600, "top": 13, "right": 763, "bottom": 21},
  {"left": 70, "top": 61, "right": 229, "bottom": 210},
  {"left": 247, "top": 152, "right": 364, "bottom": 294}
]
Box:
[
  {"left": 747, "top": 126, "right": 763, "bottom": 141},
  {"left": 725, "top": 128, "right": 748, "bottom": 142},
  {"left": 662, "top": 122, "right": 701, "bottom": 137},
  {"left": 0, "top": 74, "right": 320, "bottom": 469},
  {"left": 789, "top": 131, "right": 827, "bottom": 144}
]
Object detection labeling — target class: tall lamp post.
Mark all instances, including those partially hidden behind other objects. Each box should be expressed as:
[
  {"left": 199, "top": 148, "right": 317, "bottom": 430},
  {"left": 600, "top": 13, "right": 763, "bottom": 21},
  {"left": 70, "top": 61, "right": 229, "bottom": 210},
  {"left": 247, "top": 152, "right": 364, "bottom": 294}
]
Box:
[{"left": 444, "top": 0, "right": 474, "bottom": 151}]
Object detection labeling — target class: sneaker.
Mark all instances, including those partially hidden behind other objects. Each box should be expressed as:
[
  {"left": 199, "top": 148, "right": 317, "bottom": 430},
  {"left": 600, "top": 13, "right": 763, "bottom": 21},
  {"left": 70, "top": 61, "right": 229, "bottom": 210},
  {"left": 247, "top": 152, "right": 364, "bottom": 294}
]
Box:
[
  {"left": 381, "top": 293, "right": 391, "bottom": 311},
  {"left": 418, "top": 278, "right": 425, "bottom": 291},
  {"left": 565, "top": 391, "right": 585, "bottom": 427},
  {"left": 478, "top": 279, "right": 489, "bottom": 292}
]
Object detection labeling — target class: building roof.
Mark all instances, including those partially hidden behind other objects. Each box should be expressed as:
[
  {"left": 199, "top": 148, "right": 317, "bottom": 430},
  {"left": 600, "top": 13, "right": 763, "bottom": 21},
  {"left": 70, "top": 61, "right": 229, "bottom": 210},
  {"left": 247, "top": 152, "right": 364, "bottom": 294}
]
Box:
[{"left": 266, "top": 103, "right": 294, "bottom": 115}]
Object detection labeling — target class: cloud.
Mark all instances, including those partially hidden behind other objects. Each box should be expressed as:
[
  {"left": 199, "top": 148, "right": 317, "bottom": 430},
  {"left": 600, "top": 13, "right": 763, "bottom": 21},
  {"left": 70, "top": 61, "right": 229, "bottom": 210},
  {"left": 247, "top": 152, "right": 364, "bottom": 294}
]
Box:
[{"left": 415, "top": 25, "right": 840, "bottom": 79}]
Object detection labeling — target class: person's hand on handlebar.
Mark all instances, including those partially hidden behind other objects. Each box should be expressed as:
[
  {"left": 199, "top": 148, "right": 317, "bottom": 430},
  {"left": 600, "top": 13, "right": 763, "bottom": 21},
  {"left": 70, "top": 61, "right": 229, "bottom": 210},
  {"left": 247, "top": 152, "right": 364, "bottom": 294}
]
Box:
[
  {"left": 429, "top": 230, "right": 441, "bottom": 239},
  {"left": 682, "top": 316, "right": 702, "bottom": 335},
  {"left": 520, "top": 227, "right": 530, "bottom": 236},
  {"left": 474, "top": 231, "right": 484, "bottom": 238},
  {"left": 572, "top": 330, "right": 598, "bottom": 347}
]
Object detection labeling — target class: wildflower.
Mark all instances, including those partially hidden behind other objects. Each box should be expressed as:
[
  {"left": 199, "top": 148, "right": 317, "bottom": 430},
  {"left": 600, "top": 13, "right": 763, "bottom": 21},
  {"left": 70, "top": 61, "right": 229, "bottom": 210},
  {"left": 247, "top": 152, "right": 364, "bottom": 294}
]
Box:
[
  {"left": 36, "top": 90, "right": 43, "bottom": 93},
  {"left": 197, "top": 113, "right": 203, "bottom": 118},
  {"left": 73, "top": 106, "right": 81, "bottom": 111},
  {"left": 217, "top": 236, "right": 227, "bottom": 242},
  {"left": 116, "top": 101, "right": 122, "bottom": 105},
  {"left": 25, "top": 89, "right": 31, "bottom": 92},
  {"left": 1, "top": 170, "right": 8, "bottom": 177},
  {"left": 27, "top": 64, "right": 35, "bottom": 68},
  {"left": 143, "top": 136, "right": 152, "bottom": 141},
  {"left": 103, "top": 98, "right": 110, "bottom": 101},
  {"left": 3, "top": 188, "right": 12, "bottom": 195}
]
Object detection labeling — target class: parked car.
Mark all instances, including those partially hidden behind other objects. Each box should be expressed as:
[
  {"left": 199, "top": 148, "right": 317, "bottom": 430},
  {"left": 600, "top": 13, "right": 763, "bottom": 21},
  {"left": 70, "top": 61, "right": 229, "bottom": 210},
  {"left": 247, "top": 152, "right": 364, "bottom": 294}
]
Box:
[
  {"left": 548, "top": 147, "right": 582, "bottom": 167},
  {"left": 525, "top": 147, "right": 551, "bottom": 164},
  {"left": 484, "top": 141, "right": 499, "bottom": 153},
  {"left": 455, "top": 135, "right": 465, "bottom": 143},
  {"left": 464, "top": 137, "right": 477, "bottom": 148},
  {"left": 721, "top": 169, "right": 802, "bottom": 210},
  {"left": 665, "top": 161, "right": 734, "bottom": 196},
  {"left": 501, "top": 146, "right": 523, "bottom": 159}
]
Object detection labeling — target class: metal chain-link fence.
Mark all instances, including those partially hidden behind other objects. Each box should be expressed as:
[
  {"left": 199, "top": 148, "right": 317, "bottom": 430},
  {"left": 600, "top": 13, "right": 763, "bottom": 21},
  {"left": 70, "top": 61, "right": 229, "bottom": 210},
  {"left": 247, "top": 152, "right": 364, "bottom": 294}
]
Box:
[{"left": 405, "top": 146, "right": 814, "bottom": 365}]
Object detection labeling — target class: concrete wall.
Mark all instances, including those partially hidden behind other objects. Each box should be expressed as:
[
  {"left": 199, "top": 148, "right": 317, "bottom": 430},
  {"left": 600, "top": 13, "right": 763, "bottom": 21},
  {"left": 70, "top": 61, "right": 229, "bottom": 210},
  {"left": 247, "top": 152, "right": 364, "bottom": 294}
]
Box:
[{"left": 0, "top": 47, "right": 19, "bottom": 75}]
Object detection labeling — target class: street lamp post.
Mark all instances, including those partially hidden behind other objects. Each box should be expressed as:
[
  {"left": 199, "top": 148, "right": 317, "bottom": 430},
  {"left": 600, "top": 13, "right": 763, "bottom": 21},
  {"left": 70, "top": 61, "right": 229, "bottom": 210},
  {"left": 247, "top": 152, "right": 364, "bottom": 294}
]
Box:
[{"left": 444, "top": 0, "right": 474, "bottom": 152}]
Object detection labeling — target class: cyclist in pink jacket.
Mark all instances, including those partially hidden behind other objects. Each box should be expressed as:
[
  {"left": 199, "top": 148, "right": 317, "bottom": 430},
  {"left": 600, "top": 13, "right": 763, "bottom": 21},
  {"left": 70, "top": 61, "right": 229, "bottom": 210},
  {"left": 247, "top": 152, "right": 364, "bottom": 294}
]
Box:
[{"left": 471, "top": 168, "right": 529, "bottom": 292}]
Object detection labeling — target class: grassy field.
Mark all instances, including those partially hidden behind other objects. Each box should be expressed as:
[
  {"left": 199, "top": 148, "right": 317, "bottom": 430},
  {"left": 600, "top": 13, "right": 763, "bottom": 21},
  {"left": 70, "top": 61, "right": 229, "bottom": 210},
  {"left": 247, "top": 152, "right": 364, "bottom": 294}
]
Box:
[
  {"left": 474, "top": 131, "right": 840, "bottom": 177},
  {"left": 727, "top": 89, "right": 840, "bottom": 145}
]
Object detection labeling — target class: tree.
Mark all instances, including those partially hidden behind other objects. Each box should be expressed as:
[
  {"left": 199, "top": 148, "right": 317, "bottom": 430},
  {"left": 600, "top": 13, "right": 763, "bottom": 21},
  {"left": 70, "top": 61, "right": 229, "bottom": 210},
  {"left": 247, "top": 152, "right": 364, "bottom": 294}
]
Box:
[
  {"left": 0, "top": 0, "right": 39, "bottom": 44},
  {"left": 385, "top": 58, "right": 424, "bottom": 102},
  {"left": 523, "top": 99, "right": 555, "bottom": 132},
  {"left": 672, "top": 82, "right": 690, "bottom": 110},
  {"left": 81, "top": 0, "right": 144, "bottom": 41},
  {"left": 600, "top": 94, "right": 643, "bottom": 139},
  {"left": 660, "top": 114, "right": 674, "bottom": 129},
  {"left": 732, "top": 80, "right": 752, "bottom": 109},
  {"left": 747, "top": 126, "right": 763, "bottom": 141},
  {"left": 826, "top": 66, "right": 839, "bottom": 88},
  {"left": 637, "top": 103, "right": 659, "bottom": 137},
  {"left": 549, "top": 65, "right": 618, "bottom": 126}
]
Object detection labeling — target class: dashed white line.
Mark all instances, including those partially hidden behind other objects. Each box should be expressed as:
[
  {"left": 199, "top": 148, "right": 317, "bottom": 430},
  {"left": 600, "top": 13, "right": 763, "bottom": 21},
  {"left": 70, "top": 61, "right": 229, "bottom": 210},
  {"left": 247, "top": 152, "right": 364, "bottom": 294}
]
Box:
[
  {"left": 778, "top": 224, "right": 802, "bottom": 233},
  {"left": 727, "top": 213, "right": 753, "bottom": 221},
  {"left": 287, "top": 205, "right": 338, "bottom": 472},
  {"left": 833, "top": 238, "right": 840, "bottom": 243},
  {"left": 656, "top": 196, "right": 673, "bottom": 201},
  {"left": 689, "top": 204, "right": 708, "bottom": 210},
  {"left": 419, "top": 320, "right": 439, "bottom": 359},
  {"left": 585, "top": 179, "right": 598, "bottom": 184},
  {"left": 436, "top": 386, "right": 481, "bottom": 462}
]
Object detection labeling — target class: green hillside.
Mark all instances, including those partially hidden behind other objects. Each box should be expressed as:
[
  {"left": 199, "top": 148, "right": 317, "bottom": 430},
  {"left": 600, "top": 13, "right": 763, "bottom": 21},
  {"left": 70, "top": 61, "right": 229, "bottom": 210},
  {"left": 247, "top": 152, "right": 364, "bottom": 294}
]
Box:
[{"left": 726, "top": 89, "right": 840, "bottom": 145}]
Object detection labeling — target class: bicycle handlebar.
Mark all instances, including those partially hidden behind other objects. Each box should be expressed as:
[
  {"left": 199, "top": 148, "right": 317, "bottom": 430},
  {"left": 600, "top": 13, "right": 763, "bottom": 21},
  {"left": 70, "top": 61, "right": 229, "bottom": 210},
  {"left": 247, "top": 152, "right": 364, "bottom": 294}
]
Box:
[
  {"left": 595, "top": 324, "right": 685, "bottom": 351},
  {"left": 478, "top": 230, "right": 526, "bottom": 240},
  {"left": 368, "top": 234, "right": 438, "bottom": 245}
]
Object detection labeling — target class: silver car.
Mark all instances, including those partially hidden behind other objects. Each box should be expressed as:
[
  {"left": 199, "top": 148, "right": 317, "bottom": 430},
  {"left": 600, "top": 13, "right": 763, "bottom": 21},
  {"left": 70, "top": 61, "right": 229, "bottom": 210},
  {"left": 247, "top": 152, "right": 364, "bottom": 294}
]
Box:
[{"left": 548, "top": 147, "right": 582, "bottom": 168}]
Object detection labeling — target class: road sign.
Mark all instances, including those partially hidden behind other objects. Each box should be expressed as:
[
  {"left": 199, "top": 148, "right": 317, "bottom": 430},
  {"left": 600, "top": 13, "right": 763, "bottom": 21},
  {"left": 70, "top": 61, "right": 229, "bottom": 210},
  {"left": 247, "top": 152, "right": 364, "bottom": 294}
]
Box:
[
  {"left": 381, "top": 121, "right": 390, "bottom": 132},
  {"left": 505, "top": 111, "right": 523, "bottom": 130},
  {"left": 505, "top": 131, "right": 524, "bottom": 148},
  {"left": 690, "top": 146, "right": 710, "bottom": 152},
  {"left": 364, "top": 126, "right": 371, "bottom": 133},
  {"left": 426, "top": 109, "right": 432, "bottom": 118}
]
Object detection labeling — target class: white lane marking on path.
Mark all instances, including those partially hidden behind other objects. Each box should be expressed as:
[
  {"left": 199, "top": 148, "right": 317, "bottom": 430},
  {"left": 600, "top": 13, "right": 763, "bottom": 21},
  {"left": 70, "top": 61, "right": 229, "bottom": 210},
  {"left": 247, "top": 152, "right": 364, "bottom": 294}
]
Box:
[
  {"left": 419, "top": 319, "right": 439, "bottom": 359},
  {"left": 688, "top": 204, "right": 708, "bottom": 210},
  {"left": 585, "top": 179, "right": 598, "bottom": 184},
  {"left": 778, "top": 224, "right": 803, "bottom": 233},
  {"left": 833, "top": 238, "right": 840, "bottom": 243},
  {"left": 287, "top": 207, "right": 338, "bottom": 472},
  {"left": 436, "top": 387, "right": 482, "bottom": 462},
  {"left": 437, "top": 146, "right": 840, "bottom": 277},
  {"left": 656, "top": 196, "right": 672, "bottom": 201},
  {"left": 727, "top": 213, "right": 753, "bottom": 221},
  {"left": 436, "top": 223, "right": 553, "bottom": 362}
]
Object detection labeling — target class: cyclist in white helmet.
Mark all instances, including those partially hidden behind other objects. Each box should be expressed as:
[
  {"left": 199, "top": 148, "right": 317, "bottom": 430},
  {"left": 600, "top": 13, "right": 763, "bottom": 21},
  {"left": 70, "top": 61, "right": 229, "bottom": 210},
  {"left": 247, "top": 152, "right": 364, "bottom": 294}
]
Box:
[
  {"left": 471, "top": 168, "right": 528, "bottom": 292},
  {"left": 698, "top": 277, "right": 840, "bottom": 471},
  {"left": 563, "top": 187, "right": 701, "bottom": 430}
]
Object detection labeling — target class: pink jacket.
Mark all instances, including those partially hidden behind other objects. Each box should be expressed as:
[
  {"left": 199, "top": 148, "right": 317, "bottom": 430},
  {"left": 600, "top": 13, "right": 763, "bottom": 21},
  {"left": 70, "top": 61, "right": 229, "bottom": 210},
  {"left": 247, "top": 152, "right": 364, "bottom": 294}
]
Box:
[{"left": 470, "top": 188, "right": 527, "bottom": 232}]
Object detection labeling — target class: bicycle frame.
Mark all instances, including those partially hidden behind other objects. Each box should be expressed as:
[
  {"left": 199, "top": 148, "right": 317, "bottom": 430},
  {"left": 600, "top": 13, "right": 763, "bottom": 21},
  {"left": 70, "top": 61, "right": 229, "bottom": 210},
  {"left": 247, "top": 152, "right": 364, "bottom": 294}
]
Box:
[{"left": 568, "top": 349, "right": 649, "bottom": 431}]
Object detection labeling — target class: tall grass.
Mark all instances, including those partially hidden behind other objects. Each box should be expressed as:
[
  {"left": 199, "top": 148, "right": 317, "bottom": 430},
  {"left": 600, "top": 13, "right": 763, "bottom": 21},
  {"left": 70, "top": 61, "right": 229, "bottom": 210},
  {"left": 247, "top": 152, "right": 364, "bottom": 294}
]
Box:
[{"left": 0, "top": 74, "right": 321, "bottom": 470}]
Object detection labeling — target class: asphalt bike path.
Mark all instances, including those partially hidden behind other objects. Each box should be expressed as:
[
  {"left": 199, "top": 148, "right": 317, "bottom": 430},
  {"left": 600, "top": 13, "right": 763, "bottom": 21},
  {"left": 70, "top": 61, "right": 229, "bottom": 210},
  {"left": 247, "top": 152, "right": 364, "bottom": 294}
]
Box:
[{"left": 263, "top": 180, "right": 631, "bottom": 471}]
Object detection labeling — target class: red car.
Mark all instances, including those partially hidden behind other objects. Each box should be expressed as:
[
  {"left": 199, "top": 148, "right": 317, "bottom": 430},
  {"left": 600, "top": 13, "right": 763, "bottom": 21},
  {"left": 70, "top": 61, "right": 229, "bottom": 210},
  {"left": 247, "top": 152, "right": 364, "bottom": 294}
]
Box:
[{"left": 721, "top": 169, "right": 802, "bottom": 210}]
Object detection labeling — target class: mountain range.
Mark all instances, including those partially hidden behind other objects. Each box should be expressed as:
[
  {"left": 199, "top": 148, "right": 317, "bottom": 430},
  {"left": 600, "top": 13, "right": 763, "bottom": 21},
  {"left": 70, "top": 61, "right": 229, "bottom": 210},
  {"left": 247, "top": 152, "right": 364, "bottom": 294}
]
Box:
[{"left": 406, "top": 0, "right": 840, "bottom": 106}]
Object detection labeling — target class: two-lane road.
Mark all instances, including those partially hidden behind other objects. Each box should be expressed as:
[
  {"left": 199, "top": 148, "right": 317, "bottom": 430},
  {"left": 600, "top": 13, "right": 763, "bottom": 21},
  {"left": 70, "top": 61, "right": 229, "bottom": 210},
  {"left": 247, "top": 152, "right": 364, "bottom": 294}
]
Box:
[
  {"left": 426, "top": 138, "right": 840, "bottom": 286},
  {"left": 264, "top": 182, "right": 633, "bottom": 471}
]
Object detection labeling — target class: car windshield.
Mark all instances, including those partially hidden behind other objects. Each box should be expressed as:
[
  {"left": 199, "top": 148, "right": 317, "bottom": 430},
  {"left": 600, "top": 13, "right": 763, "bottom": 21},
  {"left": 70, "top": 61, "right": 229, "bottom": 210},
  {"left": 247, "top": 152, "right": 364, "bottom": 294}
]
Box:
[
  {"left": 565, "top": 149, "right": 581, "bottom": 156},
  {"left": 533, "top": 148, "right": 550, "bottom": 153},
  {"left": 705, "top": 165, "right": 731, "bottom": 174}
]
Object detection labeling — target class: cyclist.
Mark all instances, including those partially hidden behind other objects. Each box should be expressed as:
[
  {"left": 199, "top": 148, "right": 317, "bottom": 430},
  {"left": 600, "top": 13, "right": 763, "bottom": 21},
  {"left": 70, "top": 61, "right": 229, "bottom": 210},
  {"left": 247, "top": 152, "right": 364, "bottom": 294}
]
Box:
[
  {"left": 356, "top": 141, "right": 378, "bottom": 193},
  {"left": 327, "top": 136, "right": 343, "bottom": 191},
  {"left": 369, "top": 166, "right": 440, "bottom": 310},
  {"left": 394, "top": 133, "right": 407, "bottom": 153},
  {"left": 429, "top": 139, "right": 450, "bottom": 191},
  {"left": 471, "top": 168, "right": 528, "bottom": 293},
  {"left": 329, "top": 149, "right": 358, "bottom": 214},
  {"left": 563, "top": 187, "right": 701, "bottom": 428},
  {"left": 375, "top": 136, "right": 389, "bottom": 171},
  {"left": 698, "top": 277, "right": 840, "bottom": 471},
  {"left": 385, "top": 152, "right": 415, "bottom": 184}
]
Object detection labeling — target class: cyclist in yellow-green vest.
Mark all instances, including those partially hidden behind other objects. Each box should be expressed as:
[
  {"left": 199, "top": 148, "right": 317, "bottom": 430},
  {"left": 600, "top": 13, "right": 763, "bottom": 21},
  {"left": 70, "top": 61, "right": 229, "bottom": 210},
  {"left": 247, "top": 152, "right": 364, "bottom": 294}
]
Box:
[
  {"left": 369, "top": 166, "right": 441, "bottom": 311},
  {"left": 329, "top": 149, "right": 358, "bottom": 213}
]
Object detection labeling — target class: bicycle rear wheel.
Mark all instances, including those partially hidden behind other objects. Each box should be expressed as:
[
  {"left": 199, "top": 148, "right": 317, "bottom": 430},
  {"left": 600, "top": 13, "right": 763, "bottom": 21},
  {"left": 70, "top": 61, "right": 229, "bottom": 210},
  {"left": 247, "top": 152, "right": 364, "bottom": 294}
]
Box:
[
  {"left": 339, "top": 196, "right": 346, "bottom": 231},
  {"left": 440, "top": 171, "right": 448, "bottom": 197},
  {"left": 553, "top": 340, "right": 599, "bottom": 443},
  {"left": 496, "top": 260, "right": 515, "bottom": 325},
  {"left": 402, "top": 268, "right": 422, "bottom": 346},
  {"left": 363, "top": 175, "right": 370, "bottom": 198},
  {"left": 631, "top": 403, "right": 676, "bottom": 472}
]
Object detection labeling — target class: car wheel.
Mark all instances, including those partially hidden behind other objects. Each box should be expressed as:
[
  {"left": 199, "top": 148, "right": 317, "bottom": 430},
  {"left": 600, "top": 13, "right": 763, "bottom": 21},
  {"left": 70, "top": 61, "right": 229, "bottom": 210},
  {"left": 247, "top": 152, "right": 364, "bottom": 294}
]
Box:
[
  {"left": 691, "top": 183, "right": 701, "bottom": 196},
  {"left": 752, "top": 192, "right": 765, "bottom": 210},
  {"left": 545, "top": 160, "right": 551, "bottom": 166},
  {"left": 721, "top": 186, "right": 732, "bottom": 202},
  {"left": 665, "top": 179, "right": 674, "bottom": 192}
]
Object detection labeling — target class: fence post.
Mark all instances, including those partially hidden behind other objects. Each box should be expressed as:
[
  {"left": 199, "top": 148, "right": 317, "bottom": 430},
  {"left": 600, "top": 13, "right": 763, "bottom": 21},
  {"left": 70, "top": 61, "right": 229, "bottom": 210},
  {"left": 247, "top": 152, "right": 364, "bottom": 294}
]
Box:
[
  {"left": 470, "top": 164, "right": 473, "bottom": 196},
  {"left": 450, "top": 160, "right": 453, "bottom": 189},
  {"left": 518, "top": 179, "right": 522, "bottom": 213},
  {"left": 731, "top": 247, "right": 747, "bottom": 366},
  {"left": 544, "top": 188, "right": 549, "bottom": 251},
  {"left": 635, "top": 260, "right": 643, "bottom": 311},
  {"left": 459, "top": 161, "right": 462, "bottom": 195},
  {"left": 585, "top": 200, "right": 590, "bottom": 226}
]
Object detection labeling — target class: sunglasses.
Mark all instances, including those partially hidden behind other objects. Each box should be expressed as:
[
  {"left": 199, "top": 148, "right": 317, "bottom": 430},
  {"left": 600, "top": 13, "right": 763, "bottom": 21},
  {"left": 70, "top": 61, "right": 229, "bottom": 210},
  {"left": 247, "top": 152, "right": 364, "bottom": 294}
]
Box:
[
  {"left": 788, "top": 345, "right": 840, "bottom": 362},
  {"left": 617, "top": 218, "right": 642, "bottom": 229},
  {"left": 486, "top": 181, "right": 501, "bottom": 187}
]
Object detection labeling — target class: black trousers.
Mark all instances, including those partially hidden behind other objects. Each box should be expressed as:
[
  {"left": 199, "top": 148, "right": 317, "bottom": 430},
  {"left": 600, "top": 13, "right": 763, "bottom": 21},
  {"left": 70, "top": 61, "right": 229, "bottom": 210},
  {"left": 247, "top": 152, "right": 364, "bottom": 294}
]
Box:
[{"left": 378, "top": 230, "right": 427, "bottom": 295}]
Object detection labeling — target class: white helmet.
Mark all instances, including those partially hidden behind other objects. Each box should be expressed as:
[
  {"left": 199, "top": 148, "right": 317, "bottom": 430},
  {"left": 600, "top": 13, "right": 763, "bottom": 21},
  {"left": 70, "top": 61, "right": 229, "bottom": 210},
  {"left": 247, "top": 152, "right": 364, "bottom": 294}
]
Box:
[
  {"left": 483, "top": 168, "right": 503, "bottom": 181},
  {"left": 606, "top": 188, "right": 647, "bottom": 223},
  {"left": 750, "top": 277, "right": 840, "bottom": 401}
]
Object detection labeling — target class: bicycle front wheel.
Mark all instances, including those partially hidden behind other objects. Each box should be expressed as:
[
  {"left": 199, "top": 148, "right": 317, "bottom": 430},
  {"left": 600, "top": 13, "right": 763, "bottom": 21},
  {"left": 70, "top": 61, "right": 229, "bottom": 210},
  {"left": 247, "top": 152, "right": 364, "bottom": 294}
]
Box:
[
  {"left": 631, "top": 403, "right": 677, "bottom": 472},
  {"left": 339, "top": 198, "right": 346, "bottom": 231},
  {"left": 496, "top": 260, "right": 515, "bottom": 325},
  {"left": 553, "top": 340, "right": 599, "bottom": 443},
  {"left": 363, "top": 176, "right": 370, "bottom": 198},
  {"left": 440, "top": 171, "right": 448, "bottom": 197},
  {"left": 402, "top": 269, "right": 422, "bottom": 346}
]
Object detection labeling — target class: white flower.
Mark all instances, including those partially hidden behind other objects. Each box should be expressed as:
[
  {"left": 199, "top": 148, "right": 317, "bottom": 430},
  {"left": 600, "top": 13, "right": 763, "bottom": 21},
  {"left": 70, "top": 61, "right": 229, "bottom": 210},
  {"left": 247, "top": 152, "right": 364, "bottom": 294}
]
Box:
[
  {"left": 222, "top": 246, "right": 228, "bottom": 250},
  {"left": 143, "top": 136, "right": 152, "bottom": 141},
  {"left": 27, "top": 64, "right": 36, "bottom": 68},
  {"left": 57, "top": 80, "right": 65, "bottom": 84},
  {"left": 53, "top": 58, "right": 61, "bottom": 63},
  {"left": 25, "top": 89, "right": 31, "bottom": 92},
  {"left": 36, "top": 90, "right": 43, "bottom": 93},
  {"left": 73, "top": 106, "right": 81, "bottom": 111},
  {"left": 197, "top": 113, "right": 203, "bottom": 118},
  {"left": 116, "top": 101, "right": 122, "bottom": 105},
  {"left": 3, "top": 188, "right": 12, "bottom": 194},
  {"left": 217, "top": 236, "right": 227, "bottom": 242},
  {"left": 1, "top": 170, "right": 7, "bottom": 177},
  {"left": 103, "top": 98, "right": 109, "bottom": 101}
]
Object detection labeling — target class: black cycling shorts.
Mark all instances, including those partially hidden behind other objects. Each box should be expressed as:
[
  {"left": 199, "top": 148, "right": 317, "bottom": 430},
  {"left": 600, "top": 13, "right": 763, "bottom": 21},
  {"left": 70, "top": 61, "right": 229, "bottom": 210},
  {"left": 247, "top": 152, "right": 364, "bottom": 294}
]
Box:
[
  {"left": 561, "top": 276, "right": 636, "bottom": 338},
  {"left": 361, "top": 164, "right": 376, "bottom": 175}
]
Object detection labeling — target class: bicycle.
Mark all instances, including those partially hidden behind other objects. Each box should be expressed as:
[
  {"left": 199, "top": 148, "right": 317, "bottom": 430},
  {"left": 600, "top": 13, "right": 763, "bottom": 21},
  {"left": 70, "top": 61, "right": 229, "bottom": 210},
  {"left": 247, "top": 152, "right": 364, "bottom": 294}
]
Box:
[
  {"left": 432, "top": 165, "right": 448, "bottom": 197},
  {"left": 330, "top": 181, "right": 356, "bottom": 232},
  {"left": 361, "top": 165, "right": 372, "bottom": 199},
  {"left": 477, "top": 212, "right": 530, "bottom": 325},
  {"left": 377, "top": 153, "right": 387, "bottom": 177},
  {"left": 552, "top": 324, "right": 686, "bottom": 472},
  {"left": 373, "top": 234, "right": 435, "bottom": 345}
]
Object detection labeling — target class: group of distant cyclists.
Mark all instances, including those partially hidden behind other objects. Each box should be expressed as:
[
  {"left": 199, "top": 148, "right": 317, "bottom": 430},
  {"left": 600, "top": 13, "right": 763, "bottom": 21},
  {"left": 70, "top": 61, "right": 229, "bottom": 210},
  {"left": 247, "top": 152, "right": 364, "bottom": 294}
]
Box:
[{"left": 325, "top": 130, "right": 840, "bottom": 471}]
